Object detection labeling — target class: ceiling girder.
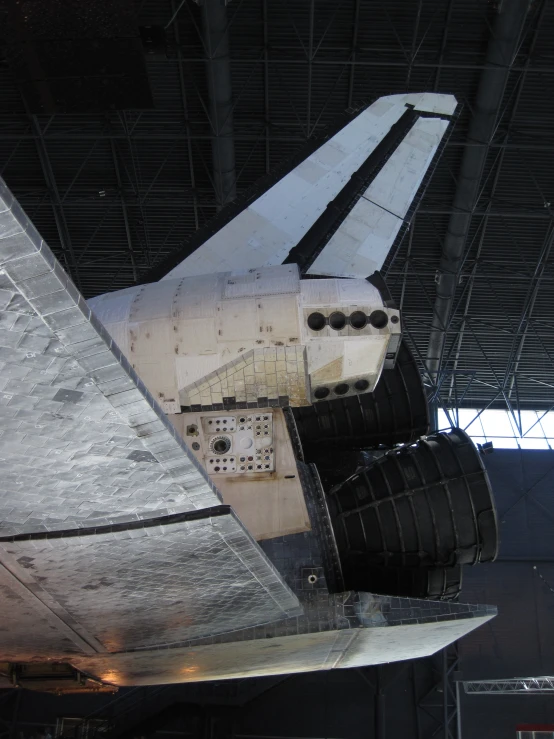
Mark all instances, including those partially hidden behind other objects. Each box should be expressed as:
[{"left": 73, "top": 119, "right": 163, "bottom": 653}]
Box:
[
  {"left": 426, "top": 0, "right": 531, "bottom": 381},
  {"left": 201, "top": 0, "right": 236, "bottom": 208}
]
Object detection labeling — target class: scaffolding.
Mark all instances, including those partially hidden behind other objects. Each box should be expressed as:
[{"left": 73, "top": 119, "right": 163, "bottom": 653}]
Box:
[{"left": 464, "top": 677, "right": 554, "bottom": 694}]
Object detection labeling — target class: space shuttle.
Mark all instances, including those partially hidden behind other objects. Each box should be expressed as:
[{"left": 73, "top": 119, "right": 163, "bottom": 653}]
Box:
[{"left": 0, "top": 93, "right": 498, "bottom": 693}]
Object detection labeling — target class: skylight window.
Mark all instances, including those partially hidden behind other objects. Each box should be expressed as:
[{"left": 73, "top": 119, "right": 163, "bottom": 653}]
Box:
[{"left": 437, "top": 409, "right": 554, "bottom": 450}]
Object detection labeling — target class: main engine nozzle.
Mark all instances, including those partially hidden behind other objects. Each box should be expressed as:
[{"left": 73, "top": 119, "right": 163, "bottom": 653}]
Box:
[{"left": 326, "top": 428, "right": 498, "bottom": 596}]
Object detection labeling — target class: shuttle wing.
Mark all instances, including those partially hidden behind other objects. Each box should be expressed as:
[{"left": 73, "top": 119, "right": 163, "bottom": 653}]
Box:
[
  {"left": 150, "top": 93, "right": 456, "bottom": 282},
  {"left": 0, "top": 178, "right": 300, "bottom": 661}
]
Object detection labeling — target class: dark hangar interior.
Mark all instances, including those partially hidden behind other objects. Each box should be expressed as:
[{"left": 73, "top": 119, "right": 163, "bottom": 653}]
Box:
[{"left": 0, "top": 1, "right": 554, "bottom": 737}]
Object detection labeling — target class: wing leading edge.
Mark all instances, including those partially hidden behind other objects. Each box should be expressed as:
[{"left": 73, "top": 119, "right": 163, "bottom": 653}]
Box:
[{"left": 158, "top": 93, "right": 457, "bottom": 282}]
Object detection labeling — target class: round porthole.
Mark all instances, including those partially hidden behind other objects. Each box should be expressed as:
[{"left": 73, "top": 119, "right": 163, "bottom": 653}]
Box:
[
  {"left": 314, "top": 387, "right": 330, "bottom": 400},
  {"left": 349, "top": 311, "right": 367, "bottom": 329},
  {"left": 369, "top": 310, "right": 389, "bottom": 329},
  {"left": 334, "top": 383, "right": 349, "bottom": 396},
  {"left": 329, "top": 311, "right": 347, "bottom": 330},
  {"left": 307, "top": 312, "right": 326, "bottom": 331},
  {"left": 354, "top": 379, "right": 370, "bottom": 392}
]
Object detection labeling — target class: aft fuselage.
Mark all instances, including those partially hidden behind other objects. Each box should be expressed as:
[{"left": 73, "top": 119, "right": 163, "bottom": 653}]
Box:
[{"left": 89, "top": 264, "right": 400, "bottom": 539}]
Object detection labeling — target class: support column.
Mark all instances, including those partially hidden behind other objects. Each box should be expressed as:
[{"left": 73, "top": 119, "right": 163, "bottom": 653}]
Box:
[
  {"left": 426, "top": 0, "right": 530, "bottom": 382},
  {"left": 201, "top": 0, "right": 237, "bottom": 209}
]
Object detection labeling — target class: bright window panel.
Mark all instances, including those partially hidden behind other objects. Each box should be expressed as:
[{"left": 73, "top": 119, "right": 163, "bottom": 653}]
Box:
[
  {"left": 519, "top": 437, "right": 550, "bottom": 450},
  {"left": 535, "top": 411, "right": 554, "bottom": 438},
  {"left": 486, "top": 436, "right": 520, "bottom": 449},
  {"left": 461, "top": 410, "right": 486, "bottom": 436},
  {"left": 439, "top": 408, "right": 554, "bottom": 449},
  {"left": 456, "top": 408, "right": 478, "bottom": 430},
  {"left": 479, "top": 410, "right": 518, "bottom": 438},
  {"left": 471, "top": 436, "right": 520, "bottom": 449},
  {"left": 437, "top": 408, "right": 454, "bottom": 430},
  {"left": 470, "top": 436, "right": 487, "bottom": 446},
  {"left": 520, "top": 410, "right": 541, "bottom": 437}
]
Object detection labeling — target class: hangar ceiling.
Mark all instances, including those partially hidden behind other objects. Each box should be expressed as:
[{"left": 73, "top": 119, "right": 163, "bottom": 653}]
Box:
[{"left": 0, "top": 0, "right": 553, "bottom": 421}]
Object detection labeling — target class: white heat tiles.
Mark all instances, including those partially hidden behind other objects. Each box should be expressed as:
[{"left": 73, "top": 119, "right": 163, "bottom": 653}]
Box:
[
  {"left": 307, "top": 199, "right": 403, "bottom": 279},
  {"left": 308, "top": 117, "right": 450, "bottom": 278},
  {"left": 162, "top": 94, "right": 456, "bottom": 281},
  {"left": 364, "top": 117, "right": 449, "bottom": 219}
]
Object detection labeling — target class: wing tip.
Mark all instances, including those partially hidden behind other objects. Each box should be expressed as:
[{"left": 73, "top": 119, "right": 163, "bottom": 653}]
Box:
[{"left": 379, "top": 92, "right": 458, "bottom": 117}]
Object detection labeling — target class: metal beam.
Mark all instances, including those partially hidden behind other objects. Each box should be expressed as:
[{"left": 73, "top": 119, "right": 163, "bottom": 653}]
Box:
[
  {"left": 7, "top": 191, "right": 554, "bottom": 219},
  {"left": 415, "top": 645, "right": 461, "bottom": 739},
  {"left": 172, "top": 0, "right": 200, "bottom": 231},
  {"left": 426, "top": 0, "right": 531, "bottom": 381},
  {"left": 374, "top": 666, "right": 387, "bottom": 739},
  {"left": 142, "top": 55, "right": 554, "bottom": 73},
  {"left": 109, "top": 139, "right": 138, "bottom": 283},
  {"left": 505, "top": 224, "right": 554, "bottom": 397},
  {"left": 262, "top": 0, "right": 270, "bottom": 174},
  {"left": 4, "top": 133, "right": 554, "bottom": 153},
  {"left": 347, "top": 0, "right": 360, "bottom": 108},
  {"left": 464, "top": 677, "right": 554, "bottom": 694},
  {"left": 30, "top": 116, "right": 82, "bottom": 291},
  {"left": 202, "top": 0, "right": 237, "bottom": 208}
]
